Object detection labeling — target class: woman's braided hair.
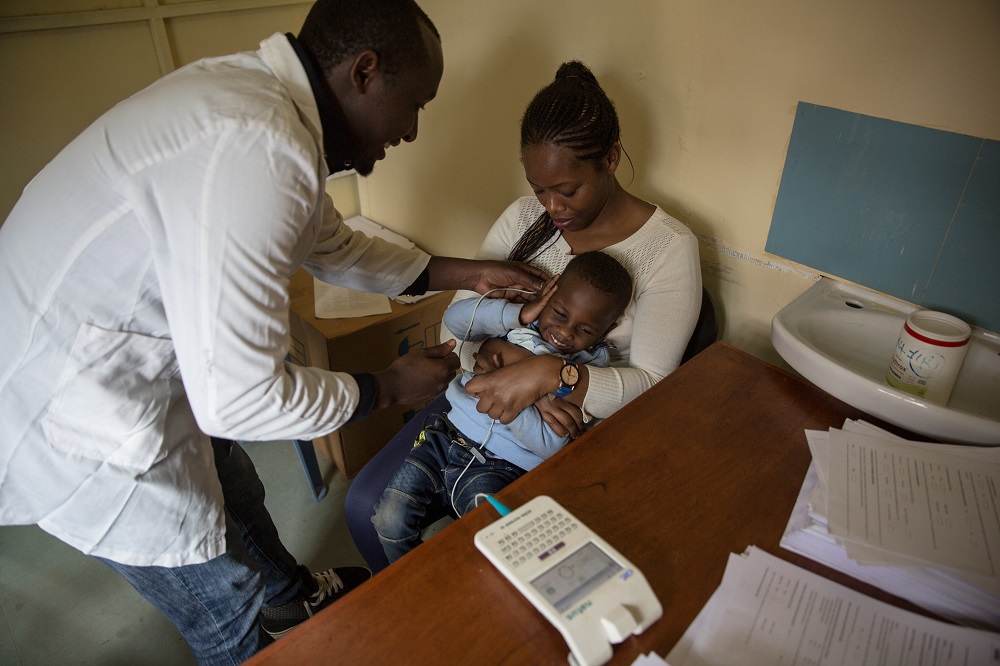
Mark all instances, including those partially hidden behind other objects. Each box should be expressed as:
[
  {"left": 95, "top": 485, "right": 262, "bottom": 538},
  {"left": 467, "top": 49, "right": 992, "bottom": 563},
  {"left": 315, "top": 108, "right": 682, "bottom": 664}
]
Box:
[{"left": 508, "top": 61, "right": 620, "bottom": 263}]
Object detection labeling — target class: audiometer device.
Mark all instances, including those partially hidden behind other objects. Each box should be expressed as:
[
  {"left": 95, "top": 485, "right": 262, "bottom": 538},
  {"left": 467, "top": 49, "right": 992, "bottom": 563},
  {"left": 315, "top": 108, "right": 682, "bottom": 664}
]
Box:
[{"left": 474, "top": 495, "right": 662, "bottom": 666}]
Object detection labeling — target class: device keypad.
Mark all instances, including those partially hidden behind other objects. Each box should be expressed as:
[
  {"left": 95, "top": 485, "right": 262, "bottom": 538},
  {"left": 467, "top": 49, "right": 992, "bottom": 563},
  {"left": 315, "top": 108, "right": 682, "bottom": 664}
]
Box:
[{"left": 493, "top": 508, "right": 579, "bottom": 568}]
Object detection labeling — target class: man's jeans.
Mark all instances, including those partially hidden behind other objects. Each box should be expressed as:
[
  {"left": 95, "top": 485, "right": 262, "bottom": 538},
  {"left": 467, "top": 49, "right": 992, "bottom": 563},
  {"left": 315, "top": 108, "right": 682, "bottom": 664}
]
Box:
[
  {"left": 100, "top": 439, "right": 305, "bottom": 665},
  {"left": 372, "top": 418, "right": 526, "bottom": 564}
]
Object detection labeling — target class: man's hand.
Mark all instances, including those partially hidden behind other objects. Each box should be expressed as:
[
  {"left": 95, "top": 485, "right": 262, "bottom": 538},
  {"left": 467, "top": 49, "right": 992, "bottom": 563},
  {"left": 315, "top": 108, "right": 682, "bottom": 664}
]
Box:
[
  {"left": 425, "top": 257, "right": 546, "bottom": 302},
  {"left": 469, "top": 260, "right": 548, "bottom": 302},
  {"left": 372, "top": 340, "right": 459, "bottom": 410}
]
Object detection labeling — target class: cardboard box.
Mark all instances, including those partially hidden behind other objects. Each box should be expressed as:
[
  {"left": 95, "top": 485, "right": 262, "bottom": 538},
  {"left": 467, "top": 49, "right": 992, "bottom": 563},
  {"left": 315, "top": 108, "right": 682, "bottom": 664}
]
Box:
[{"left": 287, "top": 269, "right": 455, "bottom": 478}]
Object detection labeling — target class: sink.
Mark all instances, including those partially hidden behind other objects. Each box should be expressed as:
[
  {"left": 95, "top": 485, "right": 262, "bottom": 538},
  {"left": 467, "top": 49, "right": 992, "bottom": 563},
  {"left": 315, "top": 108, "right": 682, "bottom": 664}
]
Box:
[{"left": 771, "top": 277, "right": 1000, "bottom": 445}]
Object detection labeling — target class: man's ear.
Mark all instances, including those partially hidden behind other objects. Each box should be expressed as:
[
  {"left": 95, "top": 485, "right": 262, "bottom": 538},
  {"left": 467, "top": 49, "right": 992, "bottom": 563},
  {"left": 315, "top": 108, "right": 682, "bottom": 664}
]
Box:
[{"left": 350, "top": 50, "right": 381, "bottom": 93}]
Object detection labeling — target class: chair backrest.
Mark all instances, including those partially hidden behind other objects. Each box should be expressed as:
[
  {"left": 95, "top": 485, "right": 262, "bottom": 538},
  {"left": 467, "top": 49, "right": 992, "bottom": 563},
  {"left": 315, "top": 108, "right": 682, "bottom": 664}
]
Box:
[{"left": 680, "top": 287, "right": 718, "bottom": 364}]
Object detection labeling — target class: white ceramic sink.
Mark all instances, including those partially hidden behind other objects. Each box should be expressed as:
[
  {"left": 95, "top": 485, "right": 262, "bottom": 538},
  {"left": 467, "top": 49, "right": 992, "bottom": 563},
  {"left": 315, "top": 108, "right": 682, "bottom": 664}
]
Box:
[{"left": 771, "top": 277, "right": 1000, "bottom": 445}]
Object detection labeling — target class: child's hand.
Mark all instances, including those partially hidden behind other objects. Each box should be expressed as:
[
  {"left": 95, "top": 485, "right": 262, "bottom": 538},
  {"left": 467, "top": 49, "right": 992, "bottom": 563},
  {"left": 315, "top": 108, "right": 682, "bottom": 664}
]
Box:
[
  {"left": 473, "top": 350, "right": 503, "bottom": 374},
  {"left": 518, "top": 275, "right": 559, "bottom": 326},
  {"left": 534, "top": 396, "right": 584, "bottom": 438},
  {"left": 473, "top": 338, "right": 533, "bottom": 374}
]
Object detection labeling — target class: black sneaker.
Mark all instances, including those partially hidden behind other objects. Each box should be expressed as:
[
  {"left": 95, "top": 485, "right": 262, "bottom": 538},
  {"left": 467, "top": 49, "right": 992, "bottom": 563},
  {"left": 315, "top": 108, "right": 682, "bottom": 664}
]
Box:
[{"left": 259, "top": 567, "right": 371, "bottom": 639}]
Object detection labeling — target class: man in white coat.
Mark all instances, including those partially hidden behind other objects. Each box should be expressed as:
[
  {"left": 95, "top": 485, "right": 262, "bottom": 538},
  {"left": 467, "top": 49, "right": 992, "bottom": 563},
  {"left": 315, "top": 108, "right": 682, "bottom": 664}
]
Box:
[{"left": 0, "top": 0, "right": 543, "bottom": 662}]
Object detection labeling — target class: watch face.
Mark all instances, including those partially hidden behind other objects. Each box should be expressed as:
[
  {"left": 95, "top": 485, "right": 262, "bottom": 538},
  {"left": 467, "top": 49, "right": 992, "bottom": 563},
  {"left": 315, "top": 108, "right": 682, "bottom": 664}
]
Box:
[{"left": 560, "top": 363, "right": 579, "bottom": 386}]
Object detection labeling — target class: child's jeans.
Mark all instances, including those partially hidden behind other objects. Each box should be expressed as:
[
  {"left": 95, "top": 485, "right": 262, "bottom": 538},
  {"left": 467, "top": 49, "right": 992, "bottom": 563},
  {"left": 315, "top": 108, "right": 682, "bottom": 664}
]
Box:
[{"left": 372, "top": 416, "right": 525, "bottom": 564}]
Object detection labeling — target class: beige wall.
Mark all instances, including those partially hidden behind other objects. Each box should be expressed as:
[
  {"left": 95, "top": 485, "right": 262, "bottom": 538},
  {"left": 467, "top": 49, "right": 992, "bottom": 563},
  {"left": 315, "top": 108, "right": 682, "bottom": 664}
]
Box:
[
  {"left": 358, "top": 0, "right": 1000, "bottom": 367},
  {"left": 3, "top": 1, "right": 999, "bottom": 367}
]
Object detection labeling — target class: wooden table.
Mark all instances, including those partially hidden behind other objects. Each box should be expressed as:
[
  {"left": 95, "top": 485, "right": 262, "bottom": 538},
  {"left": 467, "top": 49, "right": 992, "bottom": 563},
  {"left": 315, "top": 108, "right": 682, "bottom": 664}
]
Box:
[{"left": 249, "top": 342, "right": 932, "bottom": 665}]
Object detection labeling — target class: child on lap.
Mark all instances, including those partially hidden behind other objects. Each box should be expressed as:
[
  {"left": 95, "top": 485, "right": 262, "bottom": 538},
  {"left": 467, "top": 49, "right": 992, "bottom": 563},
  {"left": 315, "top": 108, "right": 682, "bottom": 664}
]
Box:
[{"left": 372, "top": 251, "right": 632, "bottom": 563}]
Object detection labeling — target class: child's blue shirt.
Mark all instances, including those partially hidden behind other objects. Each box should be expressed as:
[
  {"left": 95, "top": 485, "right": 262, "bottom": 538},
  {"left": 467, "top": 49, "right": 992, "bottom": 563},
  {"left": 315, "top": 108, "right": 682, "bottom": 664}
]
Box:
[{"left": 442, "top": 297, "right": 610, "bottom": 471}]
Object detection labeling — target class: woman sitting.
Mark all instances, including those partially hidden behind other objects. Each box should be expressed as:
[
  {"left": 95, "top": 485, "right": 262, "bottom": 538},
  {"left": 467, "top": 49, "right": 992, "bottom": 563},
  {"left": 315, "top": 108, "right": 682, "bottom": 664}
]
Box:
[{"left": 345, "top": 60, "right": 703, "bottom": 571}]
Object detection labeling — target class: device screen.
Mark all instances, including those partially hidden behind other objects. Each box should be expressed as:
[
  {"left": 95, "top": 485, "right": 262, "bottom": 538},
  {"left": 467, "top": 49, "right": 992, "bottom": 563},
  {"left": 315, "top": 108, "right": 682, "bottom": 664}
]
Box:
[{"left": 530, "top": 541, "right": 623, "bottom": 613}]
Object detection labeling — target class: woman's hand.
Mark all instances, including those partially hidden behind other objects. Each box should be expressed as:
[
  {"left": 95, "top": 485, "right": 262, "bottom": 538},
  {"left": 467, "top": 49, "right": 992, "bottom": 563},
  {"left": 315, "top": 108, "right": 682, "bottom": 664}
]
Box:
[
  {"left": 533, "top": 396, "right": 584, "bottom": 438},
  {"left": 464, "top": 354, "right": 561, "bottom": 423}
]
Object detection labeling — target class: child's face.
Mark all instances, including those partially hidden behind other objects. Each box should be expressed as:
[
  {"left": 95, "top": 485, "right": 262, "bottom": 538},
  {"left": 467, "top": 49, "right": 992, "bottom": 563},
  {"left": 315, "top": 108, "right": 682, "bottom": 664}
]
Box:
[{"left": 536, "top": 273, "right": 619, "bottom": 354}]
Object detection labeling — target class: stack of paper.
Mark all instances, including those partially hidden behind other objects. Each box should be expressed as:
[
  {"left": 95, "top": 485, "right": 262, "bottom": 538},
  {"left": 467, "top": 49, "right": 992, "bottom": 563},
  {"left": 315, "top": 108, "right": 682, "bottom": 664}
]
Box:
[
  {"left": 781, "top": 419, "right": 1000, "bottom": 630},
  {"left": 666, "top": 546, "right": 1000, "bottom": 666}
]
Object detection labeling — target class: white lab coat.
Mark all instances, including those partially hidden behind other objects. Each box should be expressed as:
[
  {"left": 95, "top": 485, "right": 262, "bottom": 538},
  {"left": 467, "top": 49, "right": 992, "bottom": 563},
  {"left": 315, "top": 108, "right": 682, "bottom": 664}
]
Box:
[{"left": 0, "top": 33, "right": 428, "bottom": 567}]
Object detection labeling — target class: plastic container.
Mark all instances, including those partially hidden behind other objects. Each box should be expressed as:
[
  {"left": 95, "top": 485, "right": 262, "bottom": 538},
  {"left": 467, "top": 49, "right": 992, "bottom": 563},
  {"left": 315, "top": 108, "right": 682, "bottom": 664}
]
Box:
[{"left": 886, "top": 310, "right": 971, "bottom": 404}]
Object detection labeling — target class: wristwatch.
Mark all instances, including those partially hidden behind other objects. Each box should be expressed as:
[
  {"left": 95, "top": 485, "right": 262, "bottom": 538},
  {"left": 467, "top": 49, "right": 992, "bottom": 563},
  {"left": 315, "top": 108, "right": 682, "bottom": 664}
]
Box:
[{"left": 554, "top": 360, "right": 579, "bottom": 398}]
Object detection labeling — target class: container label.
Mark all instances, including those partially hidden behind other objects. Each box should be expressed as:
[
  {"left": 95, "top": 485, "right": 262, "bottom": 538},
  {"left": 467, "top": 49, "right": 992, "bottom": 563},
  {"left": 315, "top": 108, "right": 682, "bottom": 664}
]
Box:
[
  {"left": 885, "top": 335, "right": 956, "bottom": 400},
  {"left": 886, "top": 338, "right": 932, "bottom": 397},
  {"left": 885, "top": 311, "right": 970, "bottom": 404}
]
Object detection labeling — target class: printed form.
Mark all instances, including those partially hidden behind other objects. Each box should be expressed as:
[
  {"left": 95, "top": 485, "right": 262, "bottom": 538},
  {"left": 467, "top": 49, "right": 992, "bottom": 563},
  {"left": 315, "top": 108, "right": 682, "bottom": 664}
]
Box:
[
  {"left": 780, "top": 423, "right": 1000, "bottom": 630},
  {"left": 825, "top": 429, "right": 1000, "bottom": 581},
  {"left": 313, "top": 277, "right": 392, "bottom": 318},
  {"left": 666, "top": 547, "right": 1000, "bottom": 666}
]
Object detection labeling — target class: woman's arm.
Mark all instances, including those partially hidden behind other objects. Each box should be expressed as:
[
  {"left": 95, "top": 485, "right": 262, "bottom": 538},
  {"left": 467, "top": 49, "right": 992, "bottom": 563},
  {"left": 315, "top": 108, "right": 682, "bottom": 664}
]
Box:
[
  {"left": 464, "top": 353, "right": 562, "bottom": 424},
  {"left": 583, "top": 231, "right": 702, "bottom": 418},
  {"left": 476, "top": 339, "right": 609, "bottom": 437}
]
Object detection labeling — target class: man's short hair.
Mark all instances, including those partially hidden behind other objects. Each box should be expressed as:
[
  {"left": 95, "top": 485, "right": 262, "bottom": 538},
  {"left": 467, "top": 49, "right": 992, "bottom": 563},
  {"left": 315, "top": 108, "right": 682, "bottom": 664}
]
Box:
[{"left": 298, "top": 0, "right": 439, "bottom": 79}]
